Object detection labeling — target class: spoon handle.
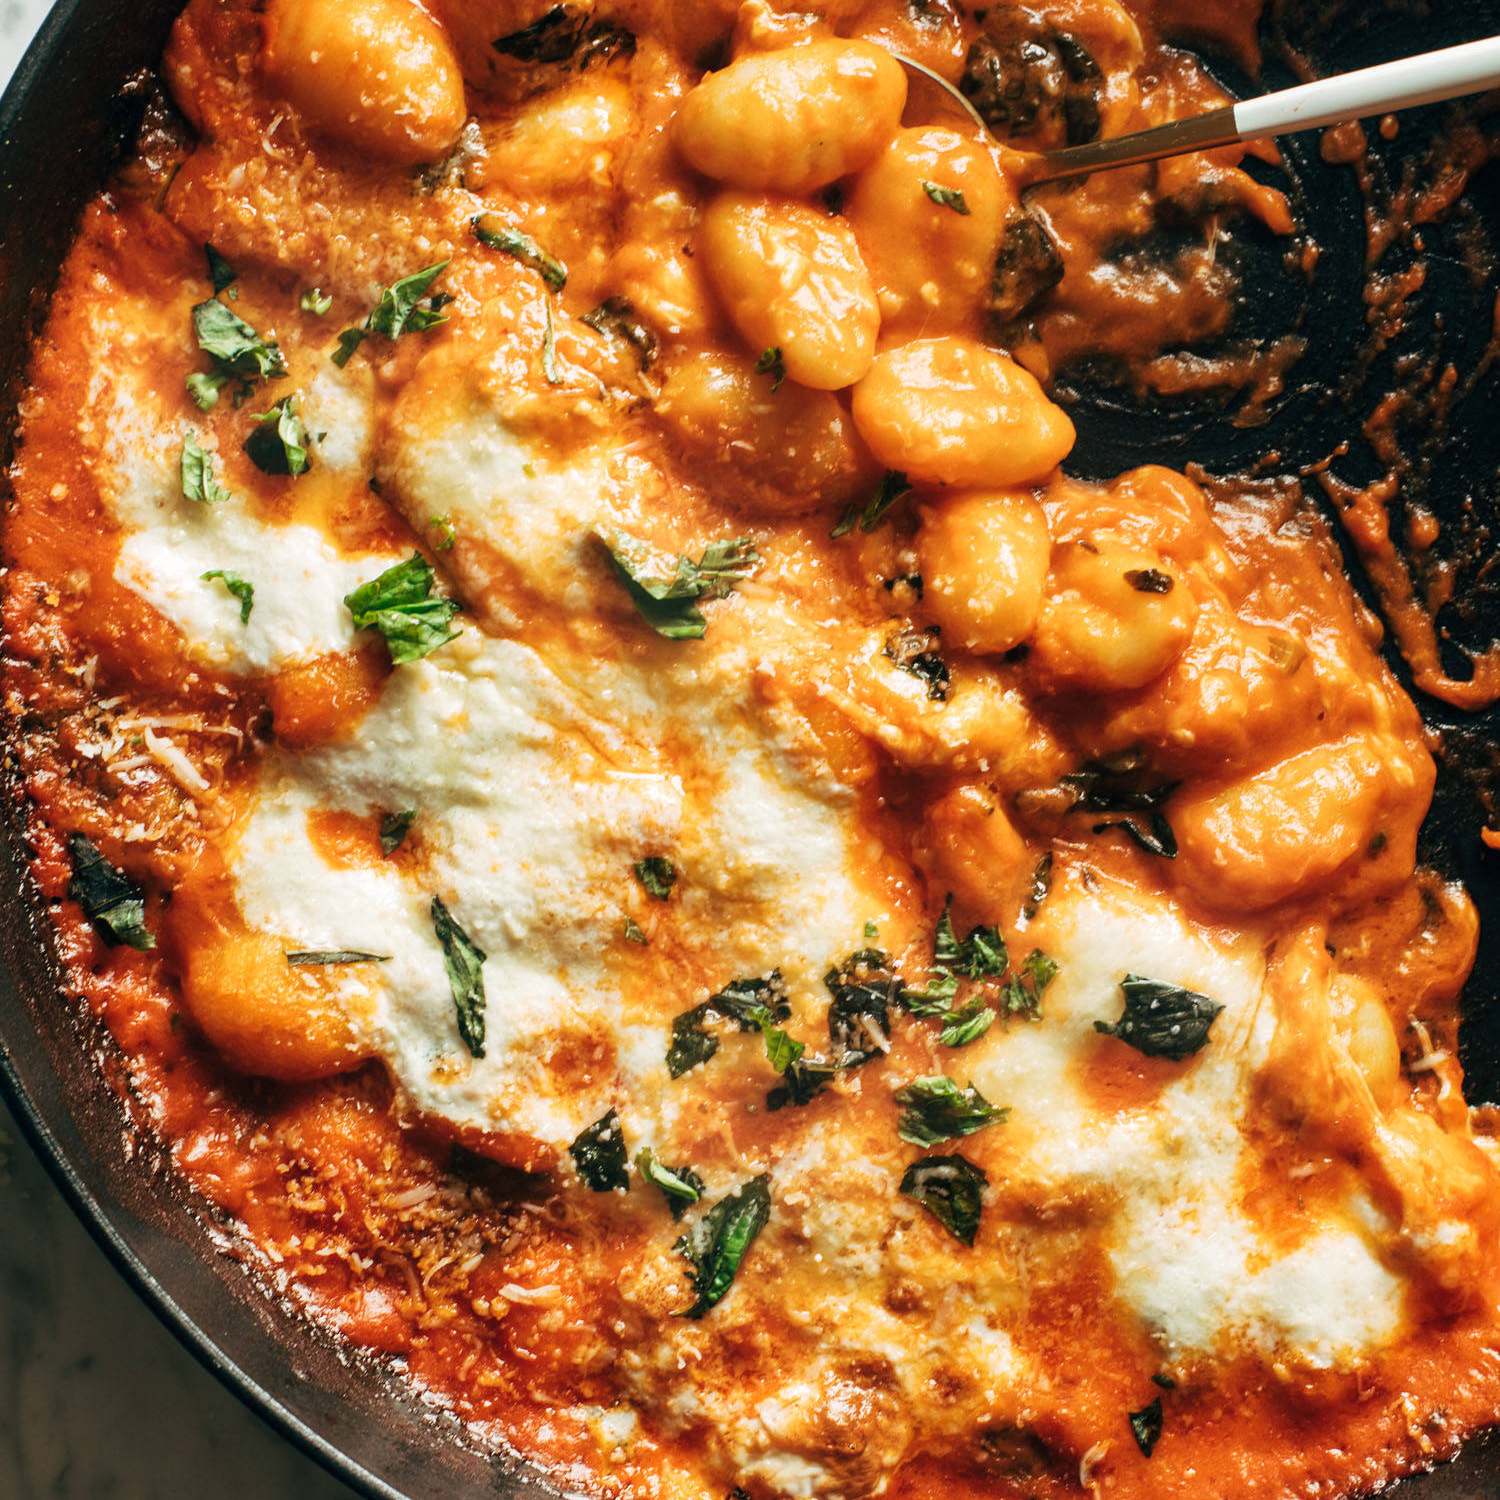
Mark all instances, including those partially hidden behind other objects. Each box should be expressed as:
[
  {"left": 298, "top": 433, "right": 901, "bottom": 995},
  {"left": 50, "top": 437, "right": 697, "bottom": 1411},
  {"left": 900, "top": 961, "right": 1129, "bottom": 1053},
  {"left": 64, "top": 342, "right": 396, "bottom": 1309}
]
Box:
[{"left": 1027, "top": 34, "right": 1500, "bottom": 184}]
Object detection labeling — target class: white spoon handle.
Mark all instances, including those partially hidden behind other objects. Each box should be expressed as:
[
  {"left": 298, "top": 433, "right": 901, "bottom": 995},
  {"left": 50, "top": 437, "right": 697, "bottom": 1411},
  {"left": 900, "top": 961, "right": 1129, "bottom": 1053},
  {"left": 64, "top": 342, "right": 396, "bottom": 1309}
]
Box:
[{"left": 1027, "top": 34, "right": 1500, "bottom": 183}]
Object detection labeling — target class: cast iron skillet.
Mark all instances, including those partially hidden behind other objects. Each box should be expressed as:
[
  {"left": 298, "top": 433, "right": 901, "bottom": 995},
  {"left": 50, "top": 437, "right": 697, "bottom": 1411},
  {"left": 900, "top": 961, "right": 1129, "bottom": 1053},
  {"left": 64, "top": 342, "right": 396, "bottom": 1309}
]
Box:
[{"left": 1, "top": 1, "right": 1499, "bottom": 1496}]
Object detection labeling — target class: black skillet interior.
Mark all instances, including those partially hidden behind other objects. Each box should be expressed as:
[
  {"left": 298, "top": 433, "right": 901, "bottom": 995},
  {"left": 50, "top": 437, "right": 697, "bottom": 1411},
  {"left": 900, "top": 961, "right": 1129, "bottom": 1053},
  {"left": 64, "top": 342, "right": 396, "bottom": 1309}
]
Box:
[{"left": 1, "top": 1, "right": 1500, "bottom": 1496}]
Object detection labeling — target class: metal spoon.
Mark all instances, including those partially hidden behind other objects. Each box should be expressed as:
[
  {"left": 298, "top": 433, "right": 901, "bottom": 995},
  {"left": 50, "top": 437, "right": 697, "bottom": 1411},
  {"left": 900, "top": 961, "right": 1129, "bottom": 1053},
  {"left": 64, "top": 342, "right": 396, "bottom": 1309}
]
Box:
[{"left": 897, "top": 34, "right": 1500, "bottom": 185}]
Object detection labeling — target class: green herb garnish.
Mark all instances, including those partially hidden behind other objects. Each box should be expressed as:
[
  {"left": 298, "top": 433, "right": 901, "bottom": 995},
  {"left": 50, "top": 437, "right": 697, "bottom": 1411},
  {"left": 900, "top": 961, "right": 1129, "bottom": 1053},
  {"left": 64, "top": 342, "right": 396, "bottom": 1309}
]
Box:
[
  {"left": 601, "top": 528, "right": 759, "bottom": 640},
  {"left": 201, "top": 569, "right": 254, "bottom": 623},
  {"left": 285, "top": 950, "right": 390, "bottom": 965},
  {"left": 180, "top": 434, "right": 231, "bottom": 504},
  {"left": 1002, "top": 949, "right": 1058, "bottom": 1019},
  {"left": 832, "top": 470, "right": 913, "bottom": 538},
  {"left": 570, "top": 1108, "right": 629, "bottom": 1192},
  {"left": 899, "top": 1153, "right": 986, "bottom": 1245},
  {"left": 205, "top": 244, "right": 237, "bottom": 293},
  {"left": 379, "top": 810, "right": 416, "bottom": 856},
  {"left": 634, "top": 856, "right": 676, "bottom": 900},
  {"left": 471, "top": 215, "right": 567, "bottom": 291},
  {"left": 667, "top": 974, "right": 789, "bottom": 1079},
  {"left": 344, "top": 553, "right": 461, "bottom": 664},
  {"left": 66, "top": 833, "right": 154, "bottom": 951},
  {"left": 637, "top": 1147, "right": 703, "bottom": 1217},
  {"left": 432, "top": 896, "right": 486, "bottom": 1058},
  {"left": 188, "top": 298, "right": 286, "bottom": 409},
  {"left": 623, "top": 916, "right": 648, "bottom": 945},
  {"left": 755, "top": 346, "right": 787, "bottom": 392},
  {"left": 332, "top": 259, "right": 451, "bottom": 367},
  {"left": 893, "top": 1076, "right": 1007, "bottom": 1147},
  {"left": 1129, "top": 1397, "right": 1164, "bottom": 1457},
  {"left": 1095, "top": 974, "right": 1223, "bottom": 1061},
  {"left": 921, "top": 180, "right": 971, "bottom": 214},
  {"left": 674, "top": 1174, "right": 770, "bottom": 1317},
  {"left": 243, "top": 395, "right": 309, "bottom": 477},
  {"left": 300, "top": 287, "right": 333, "bottom": 316}
]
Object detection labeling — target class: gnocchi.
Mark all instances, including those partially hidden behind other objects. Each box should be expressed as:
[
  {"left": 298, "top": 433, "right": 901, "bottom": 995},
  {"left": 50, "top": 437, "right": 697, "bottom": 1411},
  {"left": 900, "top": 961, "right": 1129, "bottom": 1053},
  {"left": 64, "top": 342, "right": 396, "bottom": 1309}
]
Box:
[
  {"left": 674, "top": 39, "right": 907, "bottom": 195},
  {"left": 851, "top": 337, "right": 1075, "bottom": 485},
  {"left": 262, "top": 0, "right": 467, "bottom": 164},
  {"left": 700, "top": 191, "right": 881, "bottom": 391}
]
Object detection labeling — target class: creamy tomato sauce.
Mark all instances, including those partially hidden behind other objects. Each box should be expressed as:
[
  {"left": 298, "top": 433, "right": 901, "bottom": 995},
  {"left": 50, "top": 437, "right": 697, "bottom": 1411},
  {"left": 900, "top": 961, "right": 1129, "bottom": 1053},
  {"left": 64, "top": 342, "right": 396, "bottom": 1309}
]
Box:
[{"left": 6, "top": 2, "right": 1500, "bottom": 1498}]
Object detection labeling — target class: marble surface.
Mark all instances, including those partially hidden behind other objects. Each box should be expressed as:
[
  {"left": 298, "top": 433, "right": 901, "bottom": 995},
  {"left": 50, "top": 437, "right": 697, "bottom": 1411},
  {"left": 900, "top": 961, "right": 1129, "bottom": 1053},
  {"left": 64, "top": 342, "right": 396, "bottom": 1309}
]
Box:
[{"left": 0, "top": 5, "right": 359, "bottom": 1498}]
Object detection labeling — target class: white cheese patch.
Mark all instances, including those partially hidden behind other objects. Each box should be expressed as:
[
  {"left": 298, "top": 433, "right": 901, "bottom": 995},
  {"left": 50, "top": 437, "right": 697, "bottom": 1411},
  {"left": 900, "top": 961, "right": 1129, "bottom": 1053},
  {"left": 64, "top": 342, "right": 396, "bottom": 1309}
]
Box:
[
  {"left": 969, "top": 872, "right": 1406, "bottom": 1370},
  {"left": 116, "top": 519, "right": 396, "bottom": 675},
  {"left": 94, "top": 319, "right": 402, "bottom": 673},
  {"left": 227, "top": 630, "right": 868, "bottom": 1147}
]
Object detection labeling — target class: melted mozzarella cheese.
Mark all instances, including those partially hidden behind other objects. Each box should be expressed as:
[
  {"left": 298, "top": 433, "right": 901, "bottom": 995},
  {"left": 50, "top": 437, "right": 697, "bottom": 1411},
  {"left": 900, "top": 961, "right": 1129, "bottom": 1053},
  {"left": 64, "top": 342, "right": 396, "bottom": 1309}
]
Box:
[
  {"left": 227, "top": 628, "right": 871, "bottom": 1146},
  {"left": 94, "top": 317, "right": 403, "bottom": 673},
  {"left": 970, "top": 873, "right": 1406, "bottom": 1369}
]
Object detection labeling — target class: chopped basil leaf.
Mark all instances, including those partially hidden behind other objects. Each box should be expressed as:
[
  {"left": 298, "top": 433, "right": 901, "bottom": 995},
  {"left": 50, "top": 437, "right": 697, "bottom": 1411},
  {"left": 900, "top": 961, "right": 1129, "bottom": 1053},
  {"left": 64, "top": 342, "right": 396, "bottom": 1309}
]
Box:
[
  {"left": 601, "top": 528, "right": 759, "bottom": 640},
  {"left": 1094, "top": 974, "right": 1223, "bottom": 1060},
  {"left": 762, "top": 1024, "right": 805, "bottom": 1073},
  {"left": 201, "top": 569, "right": 254, "bottom": 623},
  {"left": 344, "top": 553, "right": 461, "bottom": 664},
  {"left": 332, "top": 259, "right": 451, "bottom": 366},
  {"left": 368, "top": 259, "right": 450, "bottom": 338},
  {"left": 432, "top": 896, "right": 486, "bottom": 1058},
  {"left": 429, "top": 514, "right": 456, "bottom": 551},
  {"left": 894, "top": 1076, "right": 1007, "bottom": 1146},
  {"left": 580, "top": 296, "right": 657, "bottom": 369},
  {"left": 921, "top": 179, "right": 971, "bottom": 215},
  {"left": 766, "top": 1055, "right": 846, "bottom": 1111},
  {"left": 1021, "top": 851, "right": 1054, "bottom": 922},
  {"left": 205, "top": 243, "right": 237, "bottom": 293},
  {"left": 243, "top": 395, "right": 309, "bottom": 477},
  {"left": 191, "top": 298, "right": 286, "bottom": 385},
  {"left": 674, "top": 1174, "right": 770, "bottom": 1317},
  {"left": 864, "top": 920, "right": 880, "bottom": 941},
  {"left": 300, "top": 287, "right": 333, "bottom": 316},
  {"left": 832, "top": 469, "right": 913, "bottom": 538},
  {"left": 901, "top": 969, "right": 960, "bottom": 1017},
  {"left": 180, "top": 434, "right": 231, "bottom": 504},
  {"left": 186, "top": 372, "right": 229, "bottom": 411},
  {"left": 938, "top": 1003, "right": 995, "bottom": 1048},
  {"left": 667, "top": 1012, "right": 719, "bottom": 1078},
  {"left": 66, "top": 833, "right": 155, "bottom": 951},
  {"left": 285, "top": 950, "right": 390, "bottom": 965},
  {"left": 900, "top": 1153, "right": 987, "bottom": 1245},
  {"left": 636, "top": 1148, "right": 703, "bottom": 1217},
  {"left": 933, "top": 895, "right": 1008, "bottom": 980},
  {"left": 884, "top": 626, "right": 949, "bottom": 701},
  {"left": 471, "top": 214, "right": 568, "bottom": 291},
  {"left": 755, "top": 346, "right": 787, "bottom": 392},
  {"left": 542, "top": 299, "right": 561, "bottom": 384},
  {"left": 1151, "top": 1372, "right": 1177, "bottom": 1390},
  {"left": 634, "top": 855, "right": 676, "bottom": 900},
  {"left": 824, "top": 949, "right": 897, "bottom": 1063},
  {"left": 623, "top": 916, "right": 648, "bottom": 945},
  {"left": 1093, "top": 811, "right": 1178, "bottom": 858},
  {"left": 1125, "top": 567, "right": 1174, "bottom": 594},
  {"left": 332, "top": 328, "right": 368, "bottom": 367},
  {"left": 492, "top": 4, "right": 585, "bottom": 60},
  {"left": 1003, "top": 949, "right": 1057, "bottom": 1018},
  {"left": 492, "top": 4, "right": 635, "bottom": 67},
  {"left": 667, "top": 973, "right": 789, "bottom": 1079},
  {"left": 379, "top": 809, "right": 416, "bottom": 856},
  {"left": 1062, "top": 751, "right": 1179, "bottom": 814},
  {"left": 570, "top": 1108, "right": 629, "bottom": 1192},
  {"left": 1129, "top": 1397, "right": 1163, "bottom": 1457}
]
